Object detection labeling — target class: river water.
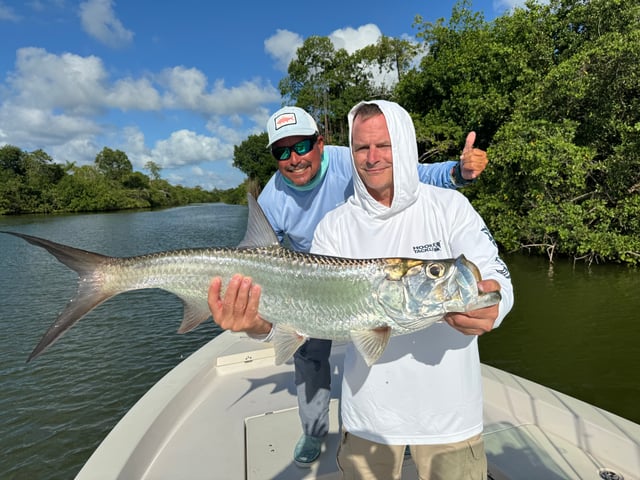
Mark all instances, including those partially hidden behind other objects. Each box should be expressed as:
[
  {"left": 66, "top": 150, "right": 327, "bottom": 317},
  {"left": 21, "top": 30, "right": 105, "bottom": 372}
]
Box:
[{"left": 0, "top": 204, "right": 638, "bottom": 479}]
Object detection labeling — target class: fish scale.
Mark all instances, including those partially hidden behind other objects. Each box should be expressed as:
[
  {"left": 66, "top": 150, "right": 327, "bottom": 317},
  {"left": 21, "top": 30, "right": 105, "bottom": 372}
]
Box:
[{"left": 1, "top": 194, "right": 501, "bottom": 366}]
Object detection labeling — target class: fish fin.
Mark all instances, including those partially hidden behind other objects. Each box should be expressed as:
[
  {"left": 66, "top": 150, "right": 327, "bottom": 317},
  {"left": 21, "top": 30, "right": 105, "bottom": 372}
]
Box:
[
  {"left": 2, "top": 231, "right": 110, "bottom": 276},
  {"left": 29, "top": 287, "right": 113, "bottom": 362},
  {"left": 236, "top": 194, "right": 280, "bottom": 249},
  {"left": 0, "top": 232, "right": 117, "bottom": 362},
  {"left": 177, "top": 300, "right": 212, "bottom": 333},
  {"left": 351, "top": 327, "right": 392, "bottom": 367},
  {"left": 271, "top": 324, "right": 307, "bottom": 365},
  {"left": 392, "top": 316, "right": 442, "bottom": 332}
]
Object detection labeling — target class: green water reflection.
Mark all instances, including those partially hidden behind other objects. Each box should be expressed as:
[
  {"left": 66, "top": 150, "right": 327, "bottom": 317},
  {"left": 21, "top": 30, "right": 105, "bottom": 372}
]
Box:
[{"left": 480, "top": 252, "right": 640, "bottom": 424}]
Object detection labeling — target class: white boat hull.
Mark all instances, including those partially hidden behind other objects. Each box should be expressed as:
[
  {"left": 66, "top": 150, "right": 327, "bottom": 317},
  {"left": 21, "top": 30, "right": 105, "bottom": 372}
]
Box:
[{"left": 76, "top": 332, "right": 640, "bottom": 479}]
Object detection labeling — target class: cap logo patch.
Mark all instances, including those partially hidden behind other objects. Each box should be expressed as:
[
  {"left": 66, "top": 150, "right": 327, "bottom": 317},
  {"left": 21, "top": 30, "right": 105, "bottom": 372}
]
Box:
[{"left": 274, "top": 113, "right": 297, "bottom": 130}]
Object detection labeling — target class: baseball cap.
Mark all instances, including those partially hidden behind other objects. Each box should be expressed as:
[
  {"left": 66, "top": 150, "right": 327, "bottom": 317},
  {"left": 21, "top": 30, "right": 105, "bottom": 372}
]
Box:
[{"left": 266, "top": 106, "right": 319, "bottom": 147}]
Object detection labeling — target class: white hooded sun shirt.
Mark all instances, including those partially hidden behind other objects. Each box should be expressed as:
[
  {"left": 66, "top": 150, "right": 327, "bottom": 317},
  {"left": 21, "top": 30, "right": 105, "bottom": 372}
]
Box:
[{"left": 311, "top": 100, "right": 514, "bottom": 445}]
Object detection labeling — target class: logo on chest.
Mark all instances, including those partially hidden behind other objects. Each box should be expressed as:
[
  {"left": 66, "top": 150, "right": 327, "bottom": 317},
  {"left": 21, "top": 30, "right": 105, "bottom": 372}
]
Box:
[{"left": 412, "top": 241, "right": 441, "bottom": 254}]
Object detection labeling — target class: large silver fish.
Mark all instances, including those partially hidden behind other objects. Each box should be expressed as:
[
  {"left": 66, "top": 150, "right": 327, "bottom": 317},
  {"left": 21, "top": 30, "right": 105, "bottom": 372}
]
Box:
[{"left": 3, "top": 195, "right": 500, "bottom": 366}]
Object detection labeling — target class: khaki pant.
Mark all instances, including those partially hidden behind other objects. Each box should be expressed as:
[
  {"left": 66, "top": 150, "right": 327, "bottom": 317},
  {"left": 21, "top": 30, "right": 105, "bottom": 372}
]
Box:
[{"left": 337, "top": 431, "right": 487, "bottom": 480}]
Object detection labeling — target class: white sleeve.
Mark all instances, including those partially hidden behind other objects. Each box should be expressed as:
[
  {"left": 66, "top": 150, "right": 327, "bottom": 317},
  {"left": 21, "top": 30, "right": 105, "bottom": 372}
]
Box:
[
  {"left": 247, "top": 324, "right": 277, "bottom": 343},
  {"left": 447, "top": 196, "right": 514, "bottom": 328}
]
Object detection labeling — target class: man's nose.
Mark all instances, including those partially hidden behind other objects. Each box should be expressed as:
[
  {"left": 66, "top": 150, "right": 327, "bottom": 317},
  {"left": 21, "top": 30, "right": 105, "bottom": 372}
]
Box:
[
  {"left": 289, "top": 151, "right": 303, "bottom": 163},
  {"left": 366, "top": 146, "right": 381, "bottom": 163}
]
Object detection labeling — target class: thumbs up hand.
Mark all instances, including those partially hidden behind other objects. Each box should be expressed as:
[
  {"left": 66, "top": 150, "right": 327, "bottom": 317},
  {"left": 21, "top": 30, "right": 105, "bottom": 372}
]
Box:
[{"left": 459, "top": 132, "right": 488, "bottom": 181}]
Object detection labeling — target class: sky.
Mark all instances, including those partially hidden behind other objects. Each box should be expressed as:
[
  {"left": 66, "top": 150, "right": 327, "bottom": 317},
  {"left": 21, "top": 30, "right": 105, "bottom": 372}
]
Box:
[{"left": 0, "top": 0, "right": 525, "bottom": 190}]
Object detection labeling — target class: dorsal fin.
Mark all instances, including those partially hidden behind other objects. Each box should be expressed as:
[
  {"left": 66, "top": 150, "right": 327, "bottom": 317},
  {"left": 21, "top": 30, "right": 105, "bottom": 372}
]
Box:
[{"left": 237, "top": 194, "right": 280, "bottom": 248}]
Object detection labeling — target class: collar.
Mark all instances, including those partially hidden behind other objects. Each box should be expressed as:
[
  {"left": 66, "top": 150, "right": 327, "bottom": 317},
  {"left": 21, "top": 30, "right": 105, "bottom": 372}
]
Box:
[{"left": 282, "top": 151, "right": 329, "bottom": 191}]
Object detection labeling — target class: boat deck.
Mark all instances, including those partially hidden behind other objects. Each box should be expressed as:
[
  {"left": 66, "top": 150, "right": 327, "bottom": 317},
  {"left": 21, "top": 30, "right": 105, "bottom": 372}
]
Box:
[{"left": 76, "top": 332, "right": 640, "bottom": 479}]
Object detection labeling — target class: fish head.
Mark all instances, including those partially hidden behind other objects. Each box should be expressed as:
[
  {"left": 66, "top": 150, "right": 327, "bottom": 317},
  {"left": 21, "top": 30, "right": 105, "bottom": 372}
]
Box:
[{"left": 376, "top": 255, "right": 500, "bottom": 331}]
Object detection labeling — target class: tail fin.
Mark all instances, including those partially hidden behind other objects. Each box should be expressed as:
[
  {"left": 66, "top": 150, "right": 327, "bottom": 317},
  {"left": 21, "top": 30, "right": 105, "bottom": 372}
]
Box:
[{"left": 3, "top": 231, "right": 115, "bottom": 362}]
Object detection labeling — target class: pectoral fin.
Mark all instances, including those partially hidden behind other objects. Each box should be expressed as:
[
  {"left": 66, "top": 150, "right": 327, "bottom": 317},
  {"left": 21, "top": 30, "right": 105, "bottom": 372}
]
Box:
[
  {"left": 351, "top": 327, "right": 392, "bottom": 367},
  {"left": 392, "top": 315, "right": 442, "bottom": 333},
  {"left": 271, "top": 324, "right": 307, "bottom": 365},
  {"left": 177, "top": 300, "right": 212, "bottom": 333}
]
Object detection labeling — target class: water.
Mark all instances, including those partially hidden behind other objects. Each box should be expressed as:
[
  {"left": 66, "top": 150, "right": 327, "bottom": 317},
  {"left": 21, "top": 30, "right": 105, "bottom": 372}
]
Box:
[
  {"left": 0, "top": 204, "right": 247, "bottom": 479},
  {"left": 0, "top": 205, "right": 638, "bottom": 479},
  {"left": 480, "top": 252, "right": 640, "bottom": 425}
]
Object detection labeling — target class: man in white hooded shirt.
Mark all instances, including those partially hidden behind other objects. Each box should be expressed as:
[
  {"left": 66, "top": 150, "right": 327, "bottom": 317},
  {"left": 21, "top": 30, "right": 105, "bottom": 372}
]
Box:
[{"left": 310, "top": 100, "right": 514, "bottom": 479}]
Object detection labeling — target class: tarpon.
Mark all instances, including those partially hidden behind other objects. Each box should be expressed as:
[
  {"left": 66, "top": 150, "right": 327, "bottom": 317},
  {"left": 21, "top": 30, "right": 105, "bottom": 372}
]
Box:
[{"left": 2, "top": 194, "right": 501, "bottom": 366}]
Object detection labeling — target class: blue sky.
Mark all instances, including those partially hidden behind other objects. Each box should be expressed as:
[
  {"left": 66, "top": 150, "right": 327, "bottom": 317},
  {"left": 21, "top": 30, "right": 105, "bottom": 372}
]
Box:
[{"left": 0, "top": 0, "right": 524, "bottom": 190}]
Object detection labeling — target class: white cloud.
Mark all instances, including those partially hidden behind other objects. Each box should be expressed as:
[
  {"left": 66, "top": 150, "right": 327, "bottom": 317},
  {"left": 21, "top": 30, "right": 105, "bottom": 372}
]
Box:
[
  {"left": 264, "top": 29, "right": 304, "bottom": 72},
  {"left": 120, "top": 126, "right": 150, "bottom": 166},
  {"left": 50, "top": 137, "right": 102, "bottom": 167},
  {"left": 0, "top": 2, "right": 20, "bottom": 21},
  {"left": 0, "top": 104, "right": 101, "bottom": 146},
  {"left": 329, "top": 24, "right": 382, "bottom": 54},
  {"left": 119, "top": 126, "right": 246, "bottom": 190},
  {"left": 79, "top": 0, "right": 134, "bottom": 48},
  {"left": 264, "top": 24, "right": 406, "bottom": 89},
  {"left": 6, "top": 48, "right": 280, "bottom": 118},
  {"left": 160, "top": 66, "right": 209, "bottom": 110},
  {"left": 9, "top": 48, "right": 108, "bottom": 114},
  {"left": 493, "top": 0, "right": 549, "bottom": 12},
  {"left": 0, "top": 46, "right": 279, "bottom": 188},
  {"left": 264, "top": 25, "right": 384, "bottom": 73},
  {"left": 107, "top": 77, "right": 162, "bottom": 110},
  {"left": 150, "top": 129, "right": 233, "bottom": 168},
  {"left": 159, "top": 67, "right": 280, "bottom": 114}
]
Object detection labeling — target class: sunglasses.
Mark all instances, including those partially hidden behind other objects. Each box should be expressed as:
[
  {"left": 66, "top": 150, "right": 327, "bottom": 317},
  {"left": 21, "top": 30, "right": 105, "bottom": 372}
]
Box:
[{"left": 271, "top": 136, "right": 317, "bottom": 161}]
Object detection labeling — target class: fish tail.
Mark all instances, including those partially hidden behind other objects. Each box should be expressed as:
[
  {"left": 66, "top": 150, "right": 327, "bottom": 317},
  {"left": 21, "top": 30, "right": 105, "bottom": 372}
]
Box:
[{"left": 3, "top": 231, "right": 116, "bottom": 362}]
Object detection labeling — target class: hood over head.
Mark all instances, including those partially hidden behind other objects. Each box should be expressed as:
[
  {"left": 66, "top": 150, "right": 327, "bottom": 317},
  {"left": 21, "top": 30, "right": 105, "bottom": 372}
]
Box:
[{"left": 347, "top": 100, "right": 419, "bottom": 219}]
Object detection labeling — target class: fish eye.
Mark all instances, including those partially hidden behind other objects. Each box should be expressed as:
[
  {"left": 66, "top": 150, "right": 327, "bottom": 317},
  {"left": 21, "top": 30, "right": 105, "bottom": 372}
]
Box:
[{"left": 425, "top": 262, "right": 445, "bottom": 279}]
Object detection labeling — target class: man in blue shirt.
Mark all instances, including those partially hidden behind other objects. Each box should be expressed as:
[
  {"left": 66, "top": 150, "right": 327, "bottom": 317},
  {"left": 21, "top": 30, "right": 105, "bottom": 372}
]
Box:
[{"left": 208, "top": 106, "right": 488, "bottom": 467}]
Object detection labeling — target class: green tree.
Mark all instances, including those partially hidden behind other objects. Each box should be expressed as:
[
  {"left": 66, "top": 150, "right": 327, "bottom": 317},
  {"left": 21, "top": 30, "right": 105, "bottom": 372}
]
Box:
[
  {"left": 0, "top": 146, "right": 66, "bottom": 213},
  {"left": 396, "top": 0, "right": 555, "bottom": 157},
  {"left": 22, "top": 149, "right": 65, "bottom": 212},
  {"left": 357, "top": 36, "right": 421, "bottom": 85},
  {"left": 392, "top": 0, "right": 640, "bottom": 264},
  {"left": 122, "top": 171, "right": 151, "bottom": 190},
  {"left": 144, "top": 161, "right": 162, "bottom": 181},
  {"left": 95, "top": 147, "right": 133, "bottom": 182},
  {"left": 54, "top": 165, "right": 116, "bottom": 212},
  {"left": 0, "top": 145, "right": 26, "bottom": 175},
  {"left": 0, "top": 176, "right": 24, "bottom": 214},
  {"left": 279, "top": 36, "right": 381, "bottom": 145},
  {"left": 232, "top": 132, "right": 277, "bottom": 190}
]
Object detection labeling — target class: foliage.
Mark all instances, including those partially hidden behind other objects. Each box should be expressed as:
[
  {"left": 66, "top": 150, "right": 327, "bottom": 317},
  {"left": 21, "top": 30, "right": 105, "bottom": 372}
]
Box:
[
  {"left": 278, "top": 34, "right": 417, "bottom": 146},
  {"left": 0, "top": 146, "right": 221, "bottom": 215},
  {"left": 396, "top": 0, "right": 555, "bottom": 158},
  {"left": 232, "top": 133, "right": 276, "bottom": 190},
  {"left": 94, "top": 147, "right": 133, "bottom": 182},
  {"left": 391, "top": 0, "right": 640, "bottom": 264},
  {"left": 144, "top": 161, "right": 162, "bottom": 181}
]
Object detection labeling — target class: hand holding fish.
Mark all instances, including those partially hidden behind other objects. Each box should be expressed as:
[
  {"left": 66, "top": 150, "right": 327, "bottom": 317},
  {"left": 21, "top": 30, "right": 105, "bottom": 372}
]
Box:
[
  {"left": 208, "top": 275, "right": 271, "bottom": 336},
  {"left": 459, "top": 131, "right": 488, "bottom": 181},
  {"left": 444, "top": 279, "right": 501, "bottom": 335}
]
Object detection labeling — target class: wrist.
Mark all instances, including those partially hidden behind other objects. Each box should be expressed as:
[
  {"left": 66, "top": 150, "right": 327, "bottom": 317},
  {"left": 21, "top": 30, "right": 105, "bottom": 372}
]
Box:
[
  {"left": 248, "top": 321, "right": 275, "bottom": 342},
  {"left": 451, "top": 162, "right": 476, "bottom": 186}
]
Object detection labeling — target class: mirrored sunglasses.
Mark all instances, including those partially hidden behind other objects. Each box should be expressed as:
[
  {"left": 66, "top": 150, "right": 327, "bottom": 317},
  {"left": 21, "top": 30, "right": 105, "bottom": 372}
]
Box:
[{"left": 271, "top": 136, "right": 317, "bottom": 161}]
